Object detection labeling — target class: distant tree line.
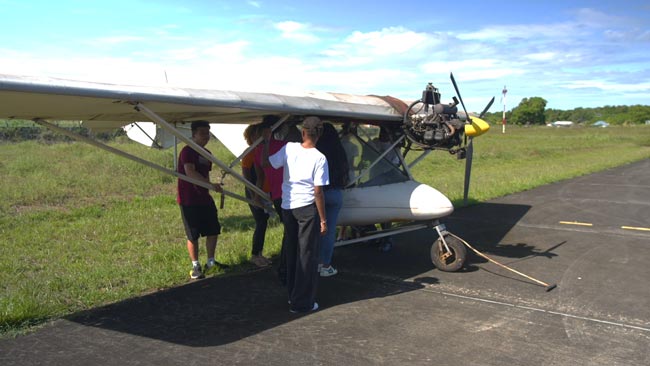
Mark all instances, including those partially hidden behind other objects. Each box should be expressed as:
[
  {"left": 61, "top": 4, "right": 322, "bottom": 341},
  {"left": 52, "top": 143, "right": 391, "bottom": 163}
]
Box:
[
  {"left": 0, "top": 120, "right": 124, "bottom": 142},
  {"left": 483, "top": 97, "right": 650, "bottom": 126}
]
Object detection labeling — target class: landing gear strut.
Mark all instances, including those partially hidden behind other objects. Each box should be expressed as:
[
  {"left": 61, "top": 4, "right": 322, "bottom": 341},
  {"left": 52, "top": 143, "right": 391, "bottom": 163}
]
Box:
[{"left": 431, "top": 223, "right": 467, "bottom": 272}]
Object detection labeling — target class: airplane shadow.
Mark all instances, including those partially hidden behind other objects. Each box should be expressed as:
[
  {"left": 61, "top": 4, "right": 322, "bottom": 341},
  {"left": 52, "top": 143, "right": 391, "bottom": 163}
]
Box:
[
  {"left": 332, "top": 202, "right": 538, "bottom": 277},
  {"left": 68, "top": 262, "right": 429, "bottom": 348},
  {"left": 67, "top": 202, "right": 534, "bottom": 347},
  {"left": 443, "top": 202, "right": 558, "bottom": 263}
]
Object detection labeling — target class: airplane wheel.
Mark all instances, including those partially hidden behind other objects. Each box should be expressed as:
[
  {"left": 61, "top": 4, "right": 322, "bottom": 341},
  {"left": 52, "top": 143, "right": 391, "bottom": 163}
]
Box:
[{"left": 431, "top": 234, "right": 467, "bottom": 272}]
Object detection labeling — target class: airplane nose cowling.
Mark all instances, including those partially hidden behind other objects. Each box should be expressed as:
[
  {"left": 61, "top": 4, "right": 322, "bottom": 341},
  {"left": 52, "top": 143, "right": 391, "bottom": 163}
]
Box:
[
  {"left": 337, "top": 181, "right": 454, "bottom": 226},
  {"left": 410, "top": 183, "right": 454, "bottom": 219}
]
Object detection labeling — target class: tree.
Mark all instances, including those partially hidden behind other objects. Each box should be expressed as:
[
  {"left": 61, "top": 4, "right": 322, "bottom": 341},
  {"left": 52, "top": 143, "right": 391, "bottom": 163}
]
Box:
[
  {"left": 480, "top": 101, "right": 649, "bottom": 126},
  {"left": 510, "top": 97, "right": 547, "bottom": 125}
]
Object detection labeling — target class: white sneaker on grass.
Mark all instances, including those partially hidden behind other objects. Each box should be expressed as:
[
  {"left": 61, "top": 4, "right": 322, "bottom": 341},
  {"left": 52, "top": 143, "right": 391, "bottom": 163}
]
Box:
[{"left": 190, "top": 265, "right": 205, "bottom": 279}]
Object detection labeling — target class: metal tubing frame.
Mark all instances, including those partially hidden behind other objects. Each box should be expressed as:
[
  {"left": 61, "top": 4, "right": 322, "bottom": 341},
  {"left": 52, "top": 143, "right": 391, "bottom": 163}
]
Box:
[
  {"left": 346, "top": 134, "right": 406, "bottom": 188},
  {"left": 434, "top": 223, "right": 451, "bottom": 253},
  {"left": 395, "top": 142, "right": 413, "bottom": 180},
  {"left": 132, "top": 121, "right": 162, "bottom": 149},
  {"left": 408, "top": 150, "right": 431, "bottom": 169},
  {"left": 333, "top": 222, "right": 431, "bottom": 248},
  {"left": 134, "top": 102, "right": 270, "bottom": 201},
  {"left": 227, "top": 114, "right": 291, "bottom": 170},
  {"left": 33, "top": 118, "right": 266, "bottom": 209}
]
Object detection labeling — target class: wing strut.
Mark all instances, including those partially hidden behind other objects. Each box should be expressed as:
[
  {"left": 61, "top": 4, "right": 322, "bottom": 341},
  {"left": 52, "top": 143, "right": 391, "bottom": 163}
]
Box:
[
  {"left": 33, "top": 118, "right": 265, "bottom": 209},
  {"left": 407, "top": 150, "right": 431, "bottom": 169},
  {"left": 226, "top": 114, "right": 291, "bottom": 170},
  {"left": 346, "top": 134, "right": 406, "bottom": 188},
  {"left": 134, "top": 103, "right": 269, "bottom": 201}
]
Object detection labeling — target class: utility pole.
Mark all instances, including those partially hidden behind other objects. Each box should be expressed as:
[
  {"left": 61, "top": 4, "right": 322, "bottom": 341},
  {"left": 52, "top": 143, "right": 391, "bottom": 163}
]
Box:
[{"left": 501, "top": 85, "right": 508, "bottom": 134}]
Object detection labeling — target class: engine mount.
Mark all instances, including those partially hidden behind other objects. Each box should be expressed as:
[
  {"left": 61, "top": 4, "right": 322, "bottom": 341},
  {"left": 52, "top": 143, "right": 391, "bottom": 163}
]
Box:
[{"left": 403, "top": 83, "right": 466, "bottom": 153}]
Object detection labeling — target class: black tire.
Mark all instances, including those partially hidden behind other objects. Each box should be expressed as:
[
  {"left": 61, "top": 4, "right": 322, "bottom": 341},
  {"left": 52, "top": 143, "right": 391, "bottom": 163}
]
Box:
[{"left": 431, "top": 234, "right": 467, "bottom": 272}]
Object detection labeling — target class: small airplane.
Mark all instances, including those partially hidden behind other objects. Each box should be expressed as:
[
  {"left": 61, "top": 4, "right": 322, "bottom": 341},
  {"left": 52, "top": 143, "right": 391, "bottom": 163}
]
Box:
[{"left": 0, "top": 73, "right": 492, "bottom": 272}]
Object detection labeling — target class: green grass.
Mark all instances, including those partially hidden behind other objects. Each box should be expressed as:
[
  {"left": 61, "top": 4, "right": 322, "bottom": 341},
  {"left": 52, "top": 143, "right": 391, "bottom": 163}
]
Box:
[
  {"left": 411, "top": 126, "right": 650, "bottom": 205},
  {"left": 1, "top": 125, "right": 649, "bottom": 336}
]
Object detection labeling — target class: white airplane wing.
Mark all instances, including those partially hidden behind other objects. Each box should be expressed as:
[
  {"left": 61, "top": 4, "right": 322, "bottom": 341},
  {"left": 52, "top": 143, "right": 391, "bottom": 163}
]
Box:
[
  {"left": 0, "top": 74, "right": 404, "bottom": 130},
  {"left": 209, "top": 123, "right": 250, "bottom": 157}
]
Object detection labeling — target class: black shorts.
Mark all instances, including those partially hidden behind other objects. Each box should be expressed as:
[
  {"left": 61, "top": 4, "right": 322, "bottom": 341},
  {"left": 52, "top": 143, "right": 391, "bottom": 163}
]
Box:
[{"left": 180, "top": 202, "right": 221, "bottom": 242}]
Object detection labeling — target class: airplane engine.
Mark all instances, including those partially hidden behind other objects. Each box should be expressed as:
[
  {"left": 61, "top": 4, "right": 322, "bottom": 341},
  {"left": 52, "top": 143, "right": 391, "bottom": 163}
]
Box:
[{"left": 403, "top": 83, "right": 466, "bottom": 153}]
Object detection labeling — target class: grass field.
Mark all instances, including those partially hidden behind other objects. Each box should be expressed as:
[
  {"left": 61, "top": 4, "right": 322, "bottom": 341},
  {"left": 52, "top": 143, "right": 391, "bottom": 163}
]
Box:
[{"left": 1, "top": 126, "right": 649, "bottom": 336}]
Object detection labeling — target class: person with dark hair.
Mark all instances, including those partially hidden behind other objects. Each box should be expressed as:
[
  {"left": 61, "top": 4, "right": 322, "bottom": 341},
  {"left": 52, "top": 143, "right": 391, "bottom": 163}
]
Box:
[
  {"left": 177, "top": 120, "right": 225, "bottom": 279},
  {"left": 316, "top": 122, "right": 349, "bottom": 276},
  {"left": 255, "top": 115, "right": 288, "bottom": 282},
  {"left": 262, "top": 116, "right": 329, "bottom": 313},
  {"left": 255, "top": 115, "right": 285, "bottom": 218},
  {"left": 242, "top": 124, "right": 271, "bottom": 267}
]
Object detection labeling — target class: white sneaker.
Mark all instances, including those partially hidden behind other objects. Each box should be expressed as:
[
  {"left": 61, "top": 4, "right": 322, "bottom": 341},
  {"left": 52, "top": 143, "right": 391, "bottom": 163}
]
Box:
[
  {"left": 290, "top": 302, "right": 319, "bottom": 313},
  {"left": 320, "top": 266, "right": 338, "bottom": 277}
]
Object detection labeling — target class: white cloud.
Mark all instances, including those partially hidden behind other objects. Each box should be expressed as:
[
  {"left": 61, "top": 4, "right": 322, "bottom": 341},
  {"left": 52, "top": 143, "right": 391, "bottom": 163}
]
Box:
[
  {"left": 524, "top": 52, "right": 556, "bottom": 61},
  {"left": 319, "top": 26, "right": 439, "bottom": 69},
  {"left": 564, "top": 79, "right": 650, "bottom": 92},
  {"left": 420, "top": 59, "right": 525, "bottom": 81},
  {"left": 573, "top": 7, "right": 627, "bottom": 27},
  {"left": 202, "top": 41, "right": 250, "bottom": 61},
  {"left": 456, "top": 23, "right": 580, "bottom": 42},
  {"left": 2, "top": 4, "right": 647, "bottom": 111},
  {"left": 0, "top": 51, "right": 169, "bottom": 86},
  {"left": 274, "top": 21, "right": 319, "bottom": 43},
  {"left": 344, "top": 27, "right": 431, "bottom": 55},
  {"left": 161, "top": 47, "right": 201, "bottom": 61}
]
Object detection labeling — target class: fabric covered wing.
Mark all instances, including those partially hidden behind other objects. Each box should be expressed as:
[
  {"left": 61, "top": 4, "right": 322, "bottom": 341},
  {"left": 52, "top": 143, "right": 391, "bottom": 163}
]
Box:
[{"left": 0, "top": 74, "right": 404, "bottom": 131}]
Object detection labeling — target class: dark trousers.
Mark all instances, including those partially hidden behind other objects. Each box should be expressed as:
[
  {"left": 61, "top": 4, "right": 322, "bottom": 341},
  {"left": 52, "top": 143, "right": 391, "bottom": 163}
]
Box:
[
  {"left": 272, "top": 198, "right": 283, "bottom": 219},
  {"left": 246, "top": 193, "right": 283, "bottom": 256},
  {"left": 247, "top": 204, "right": 269, "bottom": 255},
  {"left": 282, "top": 203, "right": 320, "bottom": 312}
]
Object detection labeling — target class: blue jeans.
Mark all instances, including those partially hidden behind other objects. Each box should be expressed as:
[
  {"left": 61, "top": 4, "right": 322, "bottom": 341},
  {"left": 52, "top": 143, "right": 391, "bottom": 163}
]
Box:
[{"left": 320, "top": 189, "right": 343, "bottom": 266}]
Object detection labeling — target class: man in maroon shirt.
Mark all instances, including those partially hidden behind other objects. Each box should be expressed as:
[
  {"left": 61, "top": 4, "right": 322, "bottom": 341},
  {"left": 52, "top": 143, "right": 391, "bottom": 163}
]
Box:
[{"left": 177, "top": 121, "right": 224, "bottom": 279}]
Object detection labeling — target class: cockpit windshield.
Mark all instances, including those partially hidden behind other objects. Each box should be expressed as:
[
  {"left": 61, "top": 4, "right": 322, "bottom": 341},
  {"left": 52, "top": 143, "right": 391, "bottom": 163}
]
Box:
[{"left": 341, "top": 124, "right": 409, "bottom": 188}]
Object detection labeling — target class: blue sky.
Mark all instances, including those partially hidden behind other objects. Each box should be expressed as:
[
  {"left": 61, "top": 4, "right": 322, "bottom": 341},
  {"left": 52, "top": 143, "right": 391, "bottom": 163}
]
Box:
[{"left": 1, "top": 0, "right": 648, "bottom": 111}]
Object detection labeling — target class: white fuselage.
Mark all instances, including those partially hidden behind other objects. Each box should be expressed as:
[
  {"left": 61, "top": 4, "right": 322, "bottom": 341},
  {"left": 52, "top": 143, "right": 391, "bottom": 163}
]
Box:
[{"left": 336, "top": 180, "right": 454, "bottom": 226}]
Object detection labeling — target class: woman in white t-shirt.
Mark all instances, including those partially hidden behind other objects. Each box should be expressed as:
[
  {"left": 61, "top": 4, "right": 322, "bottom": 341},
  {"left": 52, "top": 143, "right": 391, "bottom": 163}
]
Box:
[{"left": 262, "top": 116, "right": 329, "bottom": 313}]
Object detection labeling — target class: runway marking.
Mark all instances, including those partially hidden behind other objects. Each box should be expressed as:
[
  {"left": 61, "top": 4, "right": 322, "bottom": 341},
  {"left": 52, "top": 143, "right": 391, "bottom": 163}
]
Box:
[
  {"left": 621, "top": 226, "right": 650, "bottom": 232},
  {"left": 559, "top": 221, "right": 593, "bottom": 227},
  {"left": 425, "top": 289, "right": 650, "bottom": 333}
]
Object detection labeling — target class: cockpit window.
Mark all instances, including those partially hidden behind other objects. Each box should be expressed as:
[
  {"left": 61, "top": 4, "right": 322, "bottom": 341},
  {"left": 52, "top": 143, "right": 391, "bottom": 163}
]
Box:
[{"left": 343, "top": 124, "right": 409, "bottom": 188}]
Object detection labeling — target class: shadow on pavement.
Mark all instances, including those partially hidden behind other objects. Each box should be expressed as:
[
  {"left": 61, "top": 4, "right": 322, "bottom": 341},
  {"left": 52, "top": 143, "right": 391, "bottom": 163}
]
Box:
[
  {"left": 67, "top": 203, "right": 534, "bottom": 348},
  {"left": 444, "top": 202, "right": 554, "bottom": 261},
  {"left": 67, "top": 263, "right": 427, "bottom": 347},
  {"left": 334, "top": 202, "right": 535, "bottom": 275}
]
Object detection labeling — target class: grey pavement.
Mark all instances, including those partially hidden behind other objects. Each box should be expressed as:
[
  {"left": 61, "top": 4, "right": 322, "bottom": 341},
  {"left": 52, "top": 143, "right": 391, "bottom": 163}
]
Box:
[{"left": 1, "top": 159, "right": 649, "bottom": 365}]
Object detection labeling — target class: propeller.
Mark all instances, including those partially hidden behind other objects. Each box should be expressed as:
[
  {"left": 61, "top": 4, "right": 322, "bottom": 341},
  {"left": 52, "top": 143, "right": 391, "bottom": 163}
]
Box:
[{"left": 450, "top": 73, "right": 494, "bottom": 206}]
